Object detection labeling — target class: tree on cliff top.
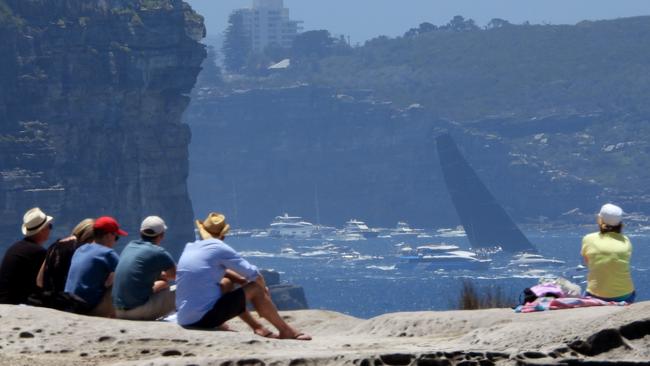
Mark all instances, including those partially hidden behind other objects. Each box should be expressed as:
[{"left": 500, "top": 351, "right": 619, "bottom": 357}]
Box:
[
  {"left": 292, "top": 30, "right": 351, "bottom": 60},
  {"left": 222, "top": 10, "right": 251, "bottom": 73}
]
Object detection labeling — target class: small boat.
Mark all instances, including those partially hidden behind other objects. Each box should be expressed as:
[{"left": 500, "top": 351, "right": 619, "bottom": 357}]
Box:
[
  {"left": 250, "top": 230, "right": 269, "bottom": 238},
  {"left": 268, "top": 213, "right": 316, "bottom": 239},
  {"left": 390, "top": 222, "right": 422, "bottom": 237},
  {"left": 398, "top": 243, "right": 491, "bottom": 271},
  {"left": 343, "top": 219, "right": 380, "bottom": 238},
  {"left": 436, "top": 226, "right": 466, "bottom": 238},
  {"left": 229, "top": 229, "right": 253, "bottom": 237},
  {"left": 508, "top": 253, "right": 565, "bottom": 267}
]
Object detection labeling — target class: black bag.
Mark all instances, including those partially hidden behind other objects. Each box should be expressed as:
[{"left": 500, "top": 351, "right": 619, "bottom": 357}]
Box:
[{"left": 519, "top": 287, "right": 538, "bottom": 305}]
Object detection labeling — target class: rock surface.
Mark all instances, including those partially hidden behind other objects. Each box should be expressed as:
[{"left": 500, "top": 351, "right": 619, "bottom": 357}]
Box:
[
  {"left": 0, "top": 302, "right": 649, "bottom": 365},
  {"left": 0, "top": 0, "right": 206, "bottom": 257}
]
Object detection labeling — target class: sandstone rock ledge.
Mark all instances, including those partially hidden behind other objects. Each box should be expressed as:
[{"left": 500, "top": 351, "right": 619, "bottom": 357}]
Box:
[{"left": 0, "top": 302, "right": 649, "bottom": 366}]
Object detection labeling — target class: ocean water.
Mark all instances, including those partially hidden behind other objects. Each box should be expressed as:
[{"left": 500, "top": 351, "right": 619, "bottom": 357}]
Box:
[{"left": 228, "top": 229, "right": 650, "bottom": 319}]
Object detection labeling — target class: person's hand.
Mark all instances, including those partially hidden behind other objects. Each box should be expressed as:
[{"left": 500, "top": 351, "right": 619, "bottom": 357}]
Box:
[{"left": 59, "top": 235, "right": 77, "bottom": 245}]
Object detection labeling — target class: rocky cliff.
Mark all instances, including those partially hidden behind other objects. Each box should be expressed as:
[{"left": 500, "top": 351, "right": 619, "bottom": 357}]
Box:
[
  {"left": 0, "top": 0, "right": 205, "bottom": 257},
  {"left": 187, "top": 86, "right": 602, "bottom": 229},
  {"left": 186, "top": 17, "right": 650, "bottom": 229}
]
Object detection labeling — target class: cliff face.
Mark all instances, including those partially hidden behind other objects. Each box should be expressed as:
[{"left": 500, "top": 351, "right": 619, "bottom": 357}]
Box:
[
  {"left": 0, "top": 0, "right": 205, "bottom": 257},
  {"left": 187, "top": 86, "right": 600, "bottom": 229}
]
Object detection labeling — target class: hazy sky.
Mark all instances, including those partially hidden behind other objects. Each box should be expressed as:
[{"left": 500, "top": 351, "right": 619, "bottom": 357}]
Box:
[{"left": 186, "top": 0, "right": 650, "bottom": 44}]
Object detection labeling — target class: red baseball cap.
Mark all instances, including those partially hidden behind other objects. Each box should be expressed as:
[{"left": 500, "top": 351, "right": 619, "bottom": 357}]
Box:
[{"left": 93, "top": 216, "right": 128, "bottom": 236}]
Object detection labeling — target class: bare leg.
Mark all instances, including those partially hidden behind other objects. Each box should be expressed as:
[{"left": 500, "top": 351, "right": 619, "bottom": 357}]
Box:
[
  {"left": 220, "top": 278, "right": 276, "bottom": 337},
  {"left": 242, "top": 279, "right": 311, "bottom": 340}
]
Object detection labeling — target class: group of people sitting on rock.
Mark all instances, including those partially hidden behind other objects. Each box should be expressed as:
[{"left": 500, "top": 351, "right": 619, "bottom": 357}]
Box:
[{"left": 0, "top": 208, "right": 311, "bottom": 340}]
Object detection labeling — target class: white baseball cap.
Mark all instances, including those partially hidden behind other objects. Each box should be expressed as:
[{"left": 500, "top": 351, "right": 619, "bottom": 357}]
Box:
[
  {"left": 140, "top": 216, "right": 167, "bottom": 237},
  {"left": 598, "top": 203, "right": 623, "bottom": 226}
]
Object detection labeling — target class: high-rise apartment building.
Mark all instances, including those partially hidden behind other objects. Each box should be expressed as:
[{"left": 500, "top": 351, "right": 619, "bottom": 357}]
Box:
[{"left": 239, "top": 0, "right": 302, "bottom": 52}]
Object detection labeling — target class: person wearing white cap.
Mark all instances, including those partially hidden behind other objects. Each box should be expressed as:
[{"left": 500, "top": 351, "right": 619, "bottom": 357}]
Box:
[
  {"left": 112, "top": 216, "right": 177, "bottom": 320},
  {"left": 0, "top": 207, "right": 53, "bottom": 304},
  {"left": 581, "top": 203, "right": 636, "bottom": 303}
]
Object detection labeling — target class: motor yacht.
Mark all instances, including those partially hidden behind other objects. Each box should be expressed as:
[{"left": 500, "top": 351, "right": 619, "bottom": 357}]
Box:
[
  {"left": 436, "top": 226, "right": 467, "bottom": 238},
  {"left": 390, "top": 221, "right": 422, "bottom": 237},
  {"left": 343, "top": 219, "right": 380, "bottom": 238},
  {"left": 268, "top": 213, "right": 316, "bottom": 239},
  {"left": 398, "top": 243, "right": 491, "bottom": 271},
  {"left": 508, "top": 253, "right": 566, "bottom": 267}
]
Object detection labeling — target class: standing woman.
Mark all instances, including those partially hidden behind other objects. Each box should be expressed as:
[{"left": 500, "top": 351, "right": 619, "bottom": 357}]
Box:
[{"left": 581, "top": 203, "right": 636, "bottom": 303}]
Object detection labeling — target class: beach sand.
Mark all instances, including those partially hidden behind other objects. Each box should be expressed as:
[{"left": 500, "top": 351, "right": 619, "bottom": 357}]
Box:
[{"left": 0, "top": 302, "right": 648, "bottom": 365}]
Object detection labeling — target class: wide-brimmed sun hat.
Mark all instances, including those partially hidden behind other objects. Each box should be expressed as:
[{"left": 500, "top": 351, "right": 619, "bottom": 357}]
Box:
[
  {"left": 196, "top": 212, "right": 230, "bottom": 240},
  {"left": 22, "top": 207, "right": 54, "bottom": 236}
]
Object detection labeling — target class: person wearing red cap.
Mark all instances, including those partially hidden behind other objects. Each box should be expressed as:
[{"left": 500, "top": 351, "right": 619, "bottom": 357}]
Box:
[{"left": 64, "top": 216, "right": 127, "bottom": 317}]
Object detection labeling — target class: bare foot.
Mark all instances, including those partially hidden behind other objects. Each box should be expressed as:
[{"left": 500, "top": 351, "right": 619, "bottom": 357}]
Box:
[
  {"left": 217, "top": 323, "right": 236, "bottom": 332},
  {"left": 279, "top": 331, "right": 312, "bottom": 341},
  {"left": 254, "top": 327, "right": 279, "bottom": 339}
]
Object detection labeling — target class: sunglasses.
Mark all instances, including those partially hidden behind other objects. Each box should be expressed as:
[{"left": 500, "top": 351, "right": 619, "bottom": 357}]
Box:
[
  {"left": 114, "top": 235, "right": 120, "bottom": 242},
  {"left": 48, "top": 223, "right": 53, "bottom": 230}
]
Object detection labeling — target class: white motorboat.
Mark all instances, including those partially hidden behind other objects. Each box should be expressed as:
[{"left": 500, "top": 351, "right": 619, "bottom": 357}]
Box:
[
  {"left": 399, "top": 243, "right": 491, "bottom": 270},
  {"left": 268, "top": 213, "right": 316, "bottom": 239},
  {"left": 390, "top": 221, "right": 422, "bottom": 237},
  {"left": 229, "top": 229, "right": 253, "bottom": 237},
  {"left": 508, "top": 253, "right": 565, "bottom": 267},
  {"left": 436, "top": 226, "right": 467, "bottom": 238},
  {"left": 343, "top": 219, "right": 380, "bottom": 238}
]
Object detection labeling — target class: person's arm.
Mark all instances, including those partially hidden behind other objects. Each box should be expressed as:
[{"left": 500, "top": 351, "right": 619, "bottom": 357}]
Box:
[
  {"left": 581, "top": 237, "right": 589, "bottom": 265},
  {"left": 224, "top": 269, "right": 248, "bottom": 285},
  {"left": 219, "top": 244, "right": 259, "bottom": 282},
  {"left": 104, "top": 272, "right": 115, "bottom": 288},
  {"left": 161, "top": 265, "right": 177, "bottom": 281},
  {"left": 35, "top": 260, "right": 46, "bottom": 289}
]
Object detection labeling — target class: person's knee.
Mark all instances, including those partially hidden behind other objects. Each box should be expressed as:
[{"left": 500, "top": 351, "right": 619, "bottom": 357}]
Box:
[
  {"left": 220, "top": 278, "right": 235, "bottom": 292},
  {"left": 243, "top": 281, "right": 265, "bottom": 300}
]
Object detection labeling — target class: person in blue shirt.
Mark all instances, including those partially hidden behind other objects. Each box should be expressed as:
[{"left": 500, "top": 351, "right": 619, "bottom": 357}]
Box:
[
  {"left": 65, "top": 216, "right": 126, "bottom": 317},
  {"left": 113, "top": 216, "right": 177, "bottom": 320},
  {"left": 176, "top": 212, "right": 310, "bottom": 340}
]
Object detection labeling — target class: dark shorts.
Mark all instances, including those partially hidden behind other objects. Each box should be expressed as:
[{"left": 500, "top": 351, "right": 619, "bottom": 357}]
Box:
[{"left": 190, "top": 287, "right": 246, "bottom": 329}]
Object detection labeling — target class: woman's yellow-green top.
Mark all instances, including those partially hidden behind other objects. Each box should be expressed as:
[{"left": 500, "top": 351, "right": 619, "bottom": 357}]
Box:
[{"left": 581, "top": 232, "right": 634, "bottom": 298}]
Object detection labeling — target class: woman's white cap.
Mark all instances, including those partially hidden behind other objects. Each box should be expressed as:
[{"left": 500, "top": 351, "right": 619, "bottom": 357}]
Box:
[{"left": 598, "top": 203, "right": 623, "bottom": 226}]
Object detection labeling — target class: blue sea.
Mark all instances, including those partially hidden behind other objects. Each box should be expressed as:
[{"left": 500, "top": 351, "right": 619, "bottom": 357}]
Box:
[{"left": 228, "top": 229, "right": 650, "bottom": 318}]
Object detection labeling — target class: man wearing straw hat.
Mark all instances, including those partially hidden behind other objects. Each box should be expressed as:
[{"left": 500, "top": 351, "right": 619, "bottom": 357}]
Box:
[
  {"left": 0, "top": 207, "right": 53, "bottom": 304},
  {"left": 176, "top": 212, "right": 311, "bottom": 340}
]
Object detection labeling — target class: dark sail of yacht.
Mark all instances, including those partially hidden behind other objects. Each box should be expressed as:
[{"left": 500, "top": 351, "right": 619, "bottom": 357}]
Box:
[{"left": 436, "top": 134, "right": 537, "bottom": 253}]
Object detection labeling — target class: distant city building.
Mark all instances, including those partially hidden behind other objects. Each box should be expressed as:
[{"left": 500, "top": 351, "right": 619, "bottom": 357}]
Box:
[{"left": 239, "top": 0, "right": 303, "bottom": 52}]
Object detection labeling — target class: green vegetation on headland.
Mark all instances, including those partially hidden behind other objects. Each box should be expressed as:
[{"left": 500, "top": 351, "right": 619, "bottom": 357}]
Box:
[
  {"left": 220, "top": 16, "right": 650, "bottom": 122},
  {"left": 199, "top": 15, "right": 650, "bottom": 222},
  {"left": 0, "top": 1, "right": 22, "bottom": 27}
]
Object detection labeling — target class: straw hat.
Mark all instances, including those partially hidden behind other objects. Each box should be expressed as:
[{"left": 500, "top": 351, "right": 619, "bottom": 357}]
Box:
[
  {"left": 195, "top": 212, "right": 230, "bottom": 240},
  {"left": 22, "top": 207, "right": 54, "bottom": 236}
]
